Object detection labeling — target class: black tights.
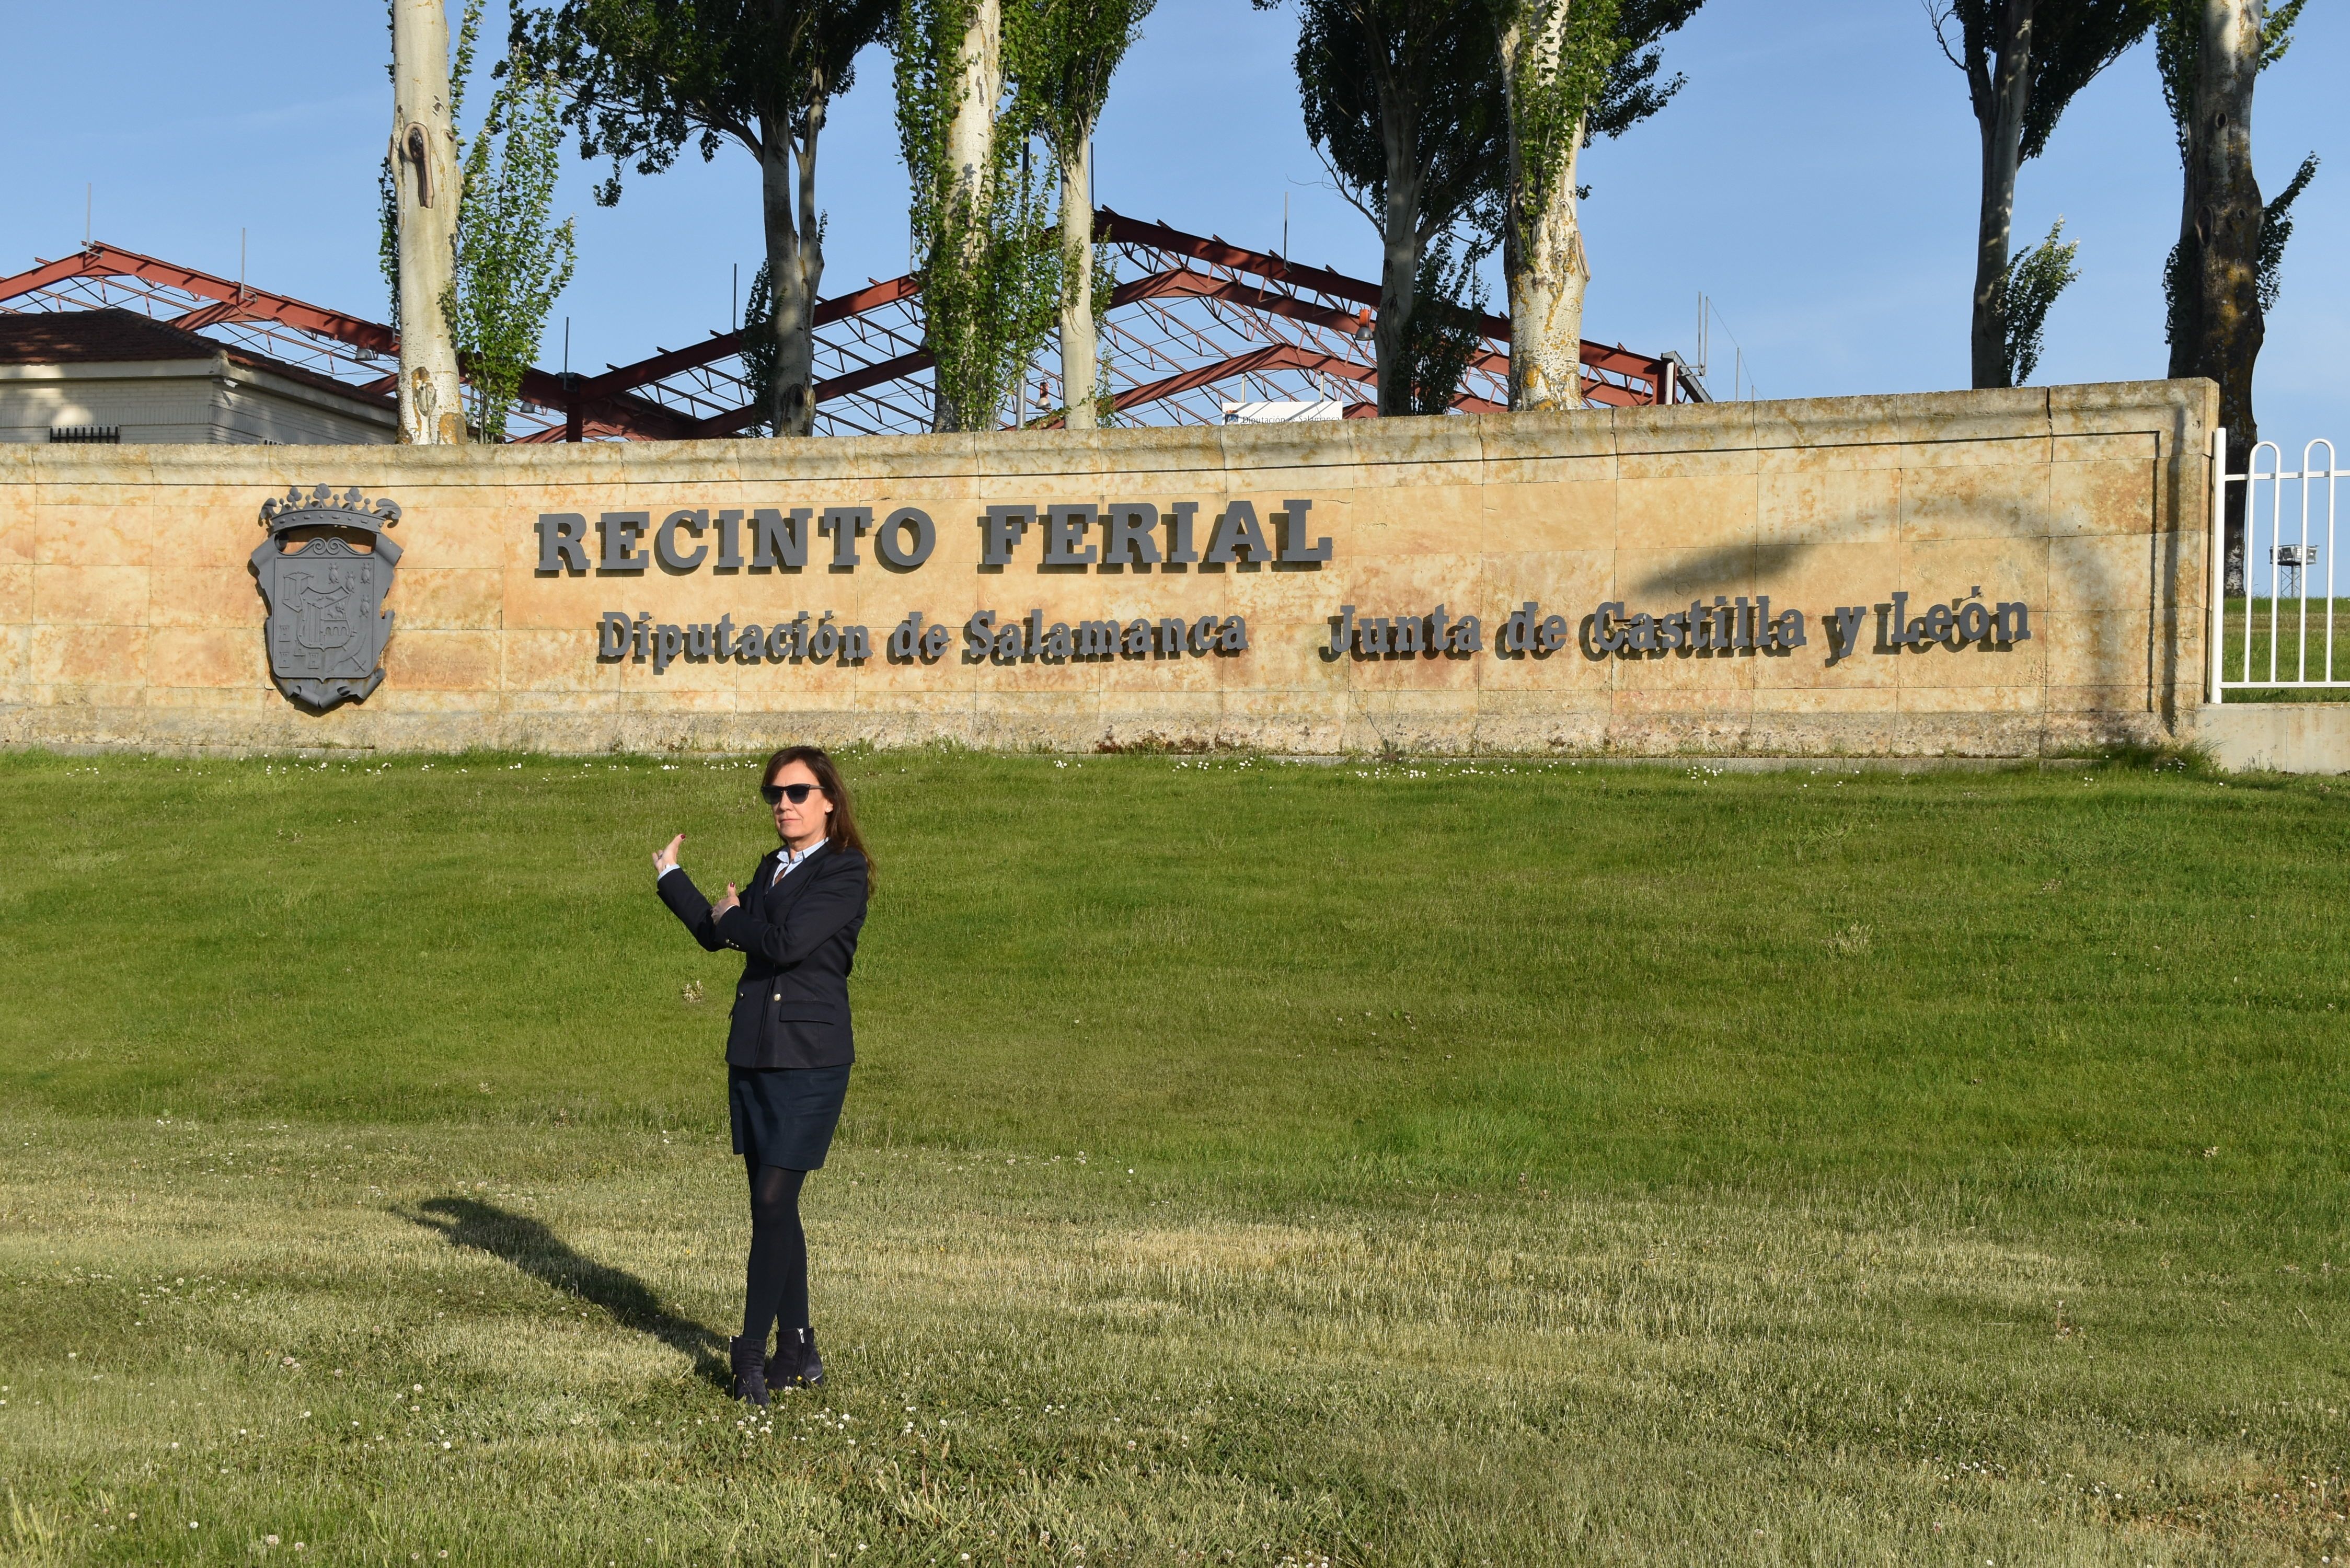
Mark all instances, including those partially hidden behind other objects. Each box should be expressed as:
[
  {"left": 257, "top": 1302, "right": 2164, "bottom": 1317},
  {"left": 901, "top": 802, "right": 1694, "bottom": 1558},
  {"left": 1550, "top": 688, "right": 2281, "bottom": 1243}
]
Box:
[{"left": 742, "top": 1160, "right": 809, "bottom": 1348}]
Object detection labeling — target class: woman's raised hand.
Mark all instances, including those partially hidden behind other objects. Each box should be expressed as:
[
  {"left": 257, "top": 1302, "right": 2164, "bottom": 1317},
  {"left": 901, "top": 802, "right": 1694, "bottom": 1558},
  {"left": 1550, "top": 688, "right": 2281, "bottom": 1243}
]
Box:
[{"left": 653, "top": 833, "right": 685, "bottom": 876}]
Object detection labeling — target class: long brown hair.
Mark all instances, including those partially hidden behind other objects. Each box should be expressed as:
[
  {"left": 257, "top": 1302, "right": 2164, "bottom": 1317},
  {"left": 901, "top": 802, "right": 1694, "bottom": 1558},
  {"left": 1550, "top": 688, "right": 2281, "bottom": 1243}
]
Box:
[{"left": 762, "top": 745, "right": 871, "bottom": 881}]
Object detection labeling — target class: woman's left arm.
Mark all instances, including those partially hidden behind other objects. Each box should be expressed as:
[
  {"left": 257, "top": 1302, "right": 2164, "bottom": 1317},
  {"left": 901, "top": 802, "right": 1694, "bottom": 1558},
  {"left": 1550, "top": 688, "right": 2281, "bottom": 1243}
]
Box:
[{"left": 713, "top": 854, "right": 867, "bottom": 967}]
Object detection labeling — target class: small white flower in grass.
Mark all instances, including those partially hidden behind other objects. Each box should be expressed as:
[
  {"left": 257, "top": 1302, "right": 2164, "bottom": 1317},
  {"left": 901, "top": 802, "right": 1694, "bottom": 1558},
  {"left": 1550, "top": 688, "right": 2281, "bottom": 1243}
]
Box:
[{"left": 267, "top": 1536, "right": 281, "bottom": 1547}]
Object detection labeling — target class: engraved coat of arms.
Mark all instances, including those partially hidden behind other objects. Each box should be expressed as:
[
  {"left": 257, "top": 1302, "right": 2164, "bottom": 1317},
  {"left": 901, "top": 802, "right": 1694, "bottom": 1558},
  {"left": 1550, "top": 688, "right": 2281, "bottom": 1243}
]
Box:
[{"left": 251, "top": 486, "right": 402, "bottom": 708}]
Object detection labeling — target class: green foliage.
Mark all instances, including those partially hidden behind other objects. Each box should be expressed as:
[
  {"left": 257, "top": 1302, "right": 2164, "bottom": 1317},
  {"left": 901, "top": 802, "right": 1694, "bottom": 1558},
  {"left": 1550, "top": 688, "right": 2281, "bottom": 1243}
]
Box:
[
  {"left": 1582, "top": 0, "right": 1706, "bottom": 142},
  {"left": 377, "top": 3, "right": 578, "bottom": 441},
  {"left": 447, "top": 4, "right": 578, "bottom": 442},
  {"left": 2255, "top": 152, "right": 2319, "bottom": 314},
  {"left": 1930, "top": 0, "right": 2153, "bottom": 164},
  {"left": 739, "top": 259, "right": 779, "bottom": 436},
  {"left": 510, "top": 0, "right": 890, "bottom": 206},
  {"left": 1392, "top": 235, "right": 1490, "bottom": 414},
  {"left": 1005, "top": 0, "right": 1153, "bottom": 162},
  {"left": 377, "top": 155, "right": 401, "bottom": 334},
  {"left": 1004, "top": 0, "right": 1153, "bottom": 390},
  {"left": 511, "top": 0, "right": 891, "bottom": 434},
  {"left": 2155, "top": 0, "right": 2312, "bottom": 354},
  {"left": 894, "top": 0, "right": 1065, "bottom": 431},
  {"left": 1494, "top": 0, "right": 1622, "bottom": 261},
  {"left": 1285, "top": 0, "right": 1506, "bottom": 253},
  {"left": 1997, "top": 217, "right": 2079, "bottom": 386},
  {"left": 2156, "top": 0, "right": 2306, "bottom": 151}
]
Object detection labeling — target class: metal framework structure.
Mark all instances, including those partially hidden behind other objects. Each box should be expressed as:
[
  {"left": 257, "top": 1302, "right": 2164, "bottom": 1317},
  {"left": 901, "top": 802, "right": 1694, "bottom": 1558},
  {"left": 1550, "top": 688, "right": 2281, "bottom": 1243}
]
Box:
[{"left": 0, "top": 211, "right": 1703, "bottom": 443}]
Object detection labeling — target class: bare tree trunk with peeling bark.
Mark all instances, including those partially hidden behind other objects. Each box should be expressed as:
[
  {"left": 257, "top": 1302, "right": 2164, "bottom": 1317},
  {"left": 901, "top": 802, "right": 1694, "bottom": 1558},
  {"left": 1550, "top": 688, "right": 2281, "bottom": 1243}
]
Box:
[
  {"left": 391, "top": 0, "right": 466, "bottom": 444},
  {"left": 1497, "top": 2, "right": 1589, "bottom": 411},
  {"left": 1056, "top": 136, "right": 1096, "bottom": 429}
]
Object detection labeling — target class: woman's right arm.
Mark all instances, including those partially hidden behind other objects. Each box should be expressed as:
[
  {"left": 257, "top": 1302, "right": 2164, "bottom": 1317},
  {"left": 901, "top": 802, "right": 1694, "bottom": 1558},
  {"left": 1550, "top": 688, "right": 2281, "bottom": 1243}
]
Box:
[{"left": 652, "top": 834, "right": 728, "bottom": 952}]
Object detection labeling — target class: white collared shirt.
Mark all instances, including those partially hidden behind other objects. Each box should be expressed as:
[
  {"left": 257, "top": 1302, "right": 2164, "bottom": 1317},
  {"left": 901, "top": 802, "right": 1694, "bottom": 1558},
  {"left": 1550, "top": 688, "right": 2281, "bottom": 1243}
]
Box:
[{"left": 767, "top": 837, "right": 826, "bottom": 887}]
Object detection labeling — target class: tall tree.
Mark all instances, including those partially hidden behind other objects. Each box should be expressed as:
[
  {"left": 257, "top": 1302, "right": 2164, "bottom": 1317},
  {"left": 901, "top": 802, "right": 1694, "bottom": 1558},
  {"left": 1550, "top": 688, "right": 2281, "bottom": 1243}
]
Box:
[
  {"left": 512, "top": 0, "right": 894, "bottom": 437},
  {"left": 390, "top": 0, "right": 466, "bottom": 444},
  {"left": 1265, "top": 0, "right": 1506, "bottom": 417},
  {"left": 896, "top": 0, "right": 1063, "bottom": 431},
  {"left": 1491, "top": 0, "right": 1702, "bottom": 410},
  {"left": 443, "top": 2, "right": 579, "bottom": 442},
  {"left": 1004, "top": 0, "right": 1154, "bottom": 430},
  {"left": 2157, "top": 0, "right": 2309, "bottom": 592},
  {"left": 1928, "top": 0, "right": 2152, "bottom": 390}
]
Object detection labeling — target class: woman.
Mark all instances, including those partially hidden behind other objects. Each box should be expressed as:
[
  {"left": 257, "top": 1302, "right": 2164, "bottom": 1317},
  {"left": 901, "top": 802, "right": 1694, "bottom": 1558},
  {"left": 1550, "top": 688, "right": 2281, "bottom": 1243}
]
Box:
[{"left": 653, "top": 745, "right": 870, "bottom": 1406}]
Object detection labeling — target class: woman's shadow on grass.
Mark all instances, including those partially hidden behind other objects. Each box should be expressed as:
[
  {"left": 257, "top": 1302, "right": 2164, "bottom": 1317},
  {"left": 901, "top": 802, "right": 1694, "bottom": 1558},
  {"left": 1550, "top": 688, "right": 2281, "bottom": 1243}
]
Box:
[{"left": 405, "top": 1197, "right": 729, "bottom": 1390}]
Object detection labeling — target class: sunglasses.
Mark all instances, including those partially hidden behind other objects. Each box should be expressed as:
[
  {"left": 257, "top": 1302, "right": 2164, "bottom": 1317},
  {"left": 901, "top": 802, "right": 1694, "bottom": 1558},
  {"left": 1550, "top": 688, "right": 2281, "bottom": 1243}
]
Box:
[{"left": 761, "top": 781, "right": 824, "bottom": 805}]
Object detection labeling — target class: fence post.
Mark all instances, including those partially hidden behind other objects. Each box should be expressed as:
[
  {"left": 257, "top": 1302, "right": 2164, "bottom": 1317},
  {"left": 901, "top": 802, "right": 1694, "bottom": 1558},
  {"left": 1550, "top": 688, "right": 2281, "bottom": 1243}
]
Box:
[{"left": 2208, "top": 425, "right": 2228, "bottom": 705}]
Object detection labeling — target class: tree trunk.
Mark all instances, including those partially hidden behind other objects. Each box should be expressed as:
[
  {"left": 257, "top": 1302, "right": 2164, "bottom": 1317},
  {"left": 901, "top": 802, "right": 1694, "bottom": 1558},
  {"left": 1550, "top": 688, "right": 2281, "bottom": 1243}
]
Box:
[
  {"left": 938, "top": 0, "right": 1003, "bottom": 431},
  {"left": 2186, "top": 0, "right": 2264, "bottom": 593},
  {"left": 390, "top": 0, "right": 465, "bottom": 445},
  {"left": 2165, "top": 135, "right": 2198, "bottom": 381},
  {"left": 1968, "top": 0, "right": 2033, "bottom": 391},
  {"left": 1057, "top": 135, "right": 1097, "bottom": 431},
  {"left": 1497, "top": 3, "right": 1589, "bottom": 412},
  {"left": 760, "top": 89, "right": 825, "bottom": 439},
  {"left": 1371, "top": 74, "right": 1425, "bottom": 419}
]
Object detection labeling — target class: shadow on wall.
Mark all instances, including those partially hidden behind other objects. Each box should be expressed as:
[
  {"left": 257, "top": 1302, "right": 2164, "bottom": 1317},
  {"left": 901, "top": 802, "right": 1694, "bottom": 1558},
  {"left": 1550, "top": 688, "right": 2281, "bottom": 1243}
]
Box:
[
  {"left": 404, "top": 1196, "right": 728, "bottom": 1389},
  {"left": 1618, "top": 462, "right": 2173, "bottom": 731}
]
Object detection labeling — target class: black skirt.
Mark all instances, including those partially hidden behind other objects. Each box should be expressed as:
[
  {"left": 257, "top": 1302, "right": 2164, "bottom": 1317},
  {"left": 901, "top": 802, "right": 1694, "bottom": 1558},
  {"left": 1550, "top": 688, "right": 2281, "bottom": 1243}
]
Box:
[{"left": 729, "top": 1064, "right": 851, "bottom": 1170}]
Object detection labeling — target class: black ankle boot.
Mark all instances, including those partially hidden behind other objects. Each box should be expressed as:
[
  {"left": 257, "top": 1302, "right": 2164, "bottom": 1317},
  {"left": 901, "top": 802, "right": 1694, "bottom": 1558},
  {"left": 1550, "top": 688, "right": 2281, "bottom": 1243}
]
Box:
[
  {"left": 767, "top": 1326, "right": 823, "bottom": 1390},
  {"left": 729, "top": 1335, "right": 770, "bottom": 1406}
]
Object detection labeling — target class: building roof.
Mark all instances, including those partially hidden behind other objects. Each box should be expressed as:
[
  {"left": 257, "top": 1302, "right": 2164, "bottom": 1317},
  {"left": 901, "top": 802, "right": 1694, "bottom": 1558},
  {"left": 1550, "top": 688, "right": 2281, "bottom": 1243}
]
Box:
[{"left": 0, "top": 307, "right": 394, "bottom": 409}]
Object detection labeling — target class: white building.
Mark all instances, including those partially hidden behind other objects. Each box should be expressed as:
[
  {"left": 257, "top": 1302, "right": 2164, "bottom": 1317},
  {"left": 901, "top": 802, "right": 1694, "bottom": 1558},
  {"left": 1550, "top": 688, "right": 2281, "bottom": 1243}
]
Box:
[{"left": 0, "top": 308, "right": 396, "bottom": 445}]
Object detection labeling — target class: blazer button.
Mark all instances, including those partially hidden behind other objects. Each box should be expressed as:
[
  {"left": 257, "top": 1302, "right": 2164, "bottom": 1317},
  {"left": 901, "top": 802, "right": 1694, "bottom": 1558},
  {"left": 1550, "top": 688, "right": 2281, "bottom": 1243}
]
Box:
[{"left": 771, "top": 994, "right": 780, "bottom": 1001}]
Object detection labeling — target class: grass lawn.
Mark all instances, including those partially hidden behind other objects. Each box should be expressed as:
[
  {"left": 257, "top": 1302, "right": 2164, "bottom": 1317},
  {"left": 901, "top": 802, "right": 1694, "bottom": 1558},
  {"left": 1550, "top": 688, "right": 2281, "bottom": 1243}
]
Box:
[
  {"left": 1, "top": 747, "right": 2346, "bottom": 1565},
  {"left": 2215, "top": 598, "right": 2350, "bottom": 700}
]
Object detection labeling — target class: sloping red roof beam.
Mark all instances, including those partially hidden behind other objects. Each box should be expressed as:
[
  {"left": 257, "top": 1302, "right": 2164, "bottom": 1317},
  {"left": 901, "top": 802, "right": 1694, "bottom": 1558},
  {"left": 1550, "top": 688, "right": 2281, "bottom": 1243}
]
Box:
[
  {"left": 1096, "top": 209, "right": 1666, "bottom": 391},
  {"left": 2, "top": 243, "right": 405, "bottom": 355},
  {"left": 570, "top": 274, "right": 926, "bottom": 403},
  {"left": 0, "top": 243, "right": 697, "bottom": 438}
]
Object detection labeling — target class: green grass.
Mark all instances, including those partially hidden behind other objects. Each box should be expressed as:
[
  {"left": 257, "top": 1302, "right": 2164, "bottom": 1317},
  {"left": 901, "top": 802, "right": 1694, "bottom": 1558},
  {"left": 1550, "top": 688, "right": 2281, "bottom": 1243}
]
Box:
[
  {"left": 2216, "top": 597, "right": 2350, "bottom": 700},
  {"left": 2, "top": 749, "right": 2347, "bottom": 1565}
]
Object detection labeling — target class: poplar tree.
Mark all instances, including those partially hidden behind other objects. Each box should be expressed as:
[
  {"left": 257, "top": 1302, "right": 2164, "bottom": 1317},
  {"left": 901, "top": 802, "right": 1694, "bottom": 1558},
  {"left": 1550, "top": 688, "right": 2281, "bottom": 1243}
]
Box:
[
  {"left": 1927, "top": 0, "right": 2152, "bottom": 390},
  {"left": 448, "top": 4, "right": 578, "bottom": 442},
  {"left": 389, "top": 0, "right": 466, "bottom": 443},
  {"left": 2156, "top": 2, "right": 2312, "bottom": 476},
  {"left": 381, "top": 1, "right": 578, "bottom": 443},
  {"left": 1490, "top": 0, "right": 1616, "bottom": 411},
  {"left": 1265, "top": 0, "right": 1506, "bottom": 417},
  {"left": 1003, "top": 0, "right": 1155, "bottom": 430},
  {"left": 1493, "top": 0, "right": 1701, "bottom": 410},
  {"left": 896, "top": 0, "right": 1063, "bottom": 431},
  {"left": 512, "top": 0, "right": 894, "bottom": 437}
]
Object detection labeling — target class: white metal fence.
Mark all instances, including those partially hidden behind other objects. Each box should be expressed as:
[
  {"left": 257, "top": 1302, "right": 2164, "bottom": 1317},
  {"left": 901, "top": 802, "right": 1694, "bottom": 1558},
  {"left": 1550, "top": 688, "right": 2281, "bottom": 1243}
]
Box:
[{"left": 2207, "top": 429, "right": 2349, "bottom": 702}]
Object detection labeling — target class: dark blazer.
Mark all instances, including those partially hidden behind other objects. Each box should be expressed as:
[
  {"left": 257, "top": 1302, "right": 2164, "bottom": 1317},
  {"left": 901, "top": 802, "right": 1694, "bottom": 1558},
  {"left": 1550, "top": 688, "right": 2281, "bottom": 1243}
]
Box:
[{"left": 656, "top": 842, "right": 868, "bottom": 1069}]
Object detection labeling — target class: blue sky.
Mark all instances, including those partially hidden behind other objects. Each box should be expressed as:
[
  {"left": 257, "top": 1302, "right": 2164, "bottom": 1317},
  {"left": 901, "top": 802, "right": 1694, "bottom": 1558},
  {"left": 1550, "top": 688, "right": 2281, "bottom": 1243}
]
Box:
[{"left": 4, "top": 0, "right": 2340, "bottom": 452}]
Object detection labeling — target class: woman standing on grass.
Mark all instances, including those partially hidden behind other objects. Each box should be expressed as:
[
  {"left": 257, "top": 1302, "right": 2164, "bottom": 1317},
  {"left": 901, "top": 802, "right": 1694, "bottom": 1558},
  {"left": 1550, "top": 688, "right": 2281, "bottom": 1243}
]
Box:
[{"left": 652, "top": 745, "right": 870, "bottom": 1407}]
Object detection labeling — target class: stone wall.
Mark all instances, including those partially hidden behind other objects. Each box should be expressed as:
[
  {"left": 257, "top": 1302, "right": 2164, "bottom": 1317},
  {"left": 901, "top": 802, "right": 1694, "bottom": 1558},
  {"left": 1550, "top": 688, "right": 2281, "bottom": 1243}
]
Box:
[{"left": 0, "top": 379, "right": 2214, "bottom": 757}]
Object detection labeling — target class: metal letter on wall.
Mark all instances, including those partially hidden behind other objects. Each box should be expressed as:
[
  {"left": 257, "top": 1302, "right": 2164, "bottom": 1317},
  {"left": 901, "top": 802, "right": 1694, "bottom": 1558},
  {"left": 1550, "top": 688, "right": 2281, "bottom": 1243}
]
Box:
[{"left": 250, "top": 485, "right": 404, "bottom": 708}]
